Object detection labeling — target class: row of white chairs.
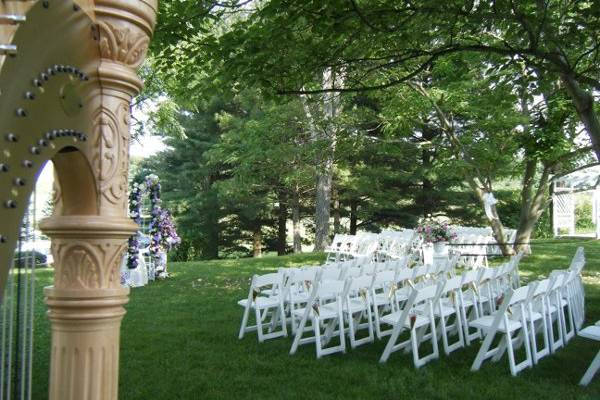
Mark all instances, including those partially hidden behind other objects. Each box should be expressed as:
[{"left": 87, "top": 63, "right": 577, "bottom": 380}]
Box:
[
  {"left": 238, "top": 247, "right": 587, "bottom": 378},
  {"left": 325, "top": 226, "right": 518, "bottom": 271}
]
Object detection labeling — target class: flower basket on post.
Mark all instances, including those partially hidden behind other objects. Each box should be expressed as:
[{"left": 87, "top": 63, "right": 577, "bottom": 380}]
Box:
[{"left": 416, "top": 218, "right": 456, "bottom": 263}]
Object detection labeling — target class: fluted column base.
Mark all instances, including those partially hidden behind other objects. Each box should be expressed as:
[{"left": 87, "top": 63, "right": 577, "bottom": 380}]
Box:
[{"left": 45, "top": 287, "right": 129, "bottom": 400}]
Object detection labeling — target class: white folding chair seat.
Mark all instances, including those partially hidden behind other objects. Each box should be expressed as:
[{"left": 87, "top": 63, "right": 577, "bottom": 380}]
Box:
[
  {"left": 470, "top": 285, "right": 533, "bottom": 376},
  {"left": 578, "top": 323, "right": 600, "bottom": 386},
  {"left": 379, "top": 282, "right": 444, "bottom": 368},
  {"left": 238, "top": 296, "right": 280, "bottom": 309},
  {"left": 381, "top": 312, "right": 432, "bottom": 329},
  {"left": 238, "top": 272, "right": 287, "bottom": 342},
  {"left": 470, "top": 315, "right": 523, "bottom": 333},
  {"left": 290, "top": 280, "right": 346, "bottom": 358}
]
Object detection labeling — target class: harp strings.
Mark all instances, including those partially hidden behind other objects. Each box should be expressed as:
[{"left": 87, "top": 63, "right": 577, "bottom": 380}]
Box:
[{"left": 0, "top": 189, "right": 37, "bottom": 400}]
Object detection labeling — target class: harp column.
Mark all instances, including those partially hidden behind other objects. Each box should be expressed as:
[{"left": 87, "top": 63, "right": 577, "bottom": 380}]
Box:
[{"left": 40, "top": 1, "right": 157, "bottom": 400}]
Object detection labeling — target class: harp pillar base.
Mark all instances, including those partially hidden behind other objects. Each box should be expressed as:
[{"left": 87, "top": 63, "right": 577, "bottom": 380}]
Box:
[{"left": 41, "top": 215, "right": 137, "bottom": 400}]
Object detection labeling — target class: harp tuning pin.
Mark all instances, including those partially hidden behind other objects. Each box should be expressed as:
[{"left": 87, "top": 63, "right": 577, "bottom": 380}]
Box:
[
  {"left": 40, "top": 72, "right": 49, "bottom": 81},
  {"left": 13, "top": 178, "right": 25, "bottom": 187},
  {"left": 16, "top": 108, "right": 27, "bottom": 117},
  {"left": 24, "top": 91, "right": 35, "bottom": 100},
  {"left": 4, "top": 200, "right": 16, "bottom": 209},
  {"left": 0, "top": 163, "right": 8, "bottom": 172},
  {"left": 22, "top": 160, "right": 33, "bottom": 168},
  {"left": 33, "top": 79, "right": 42, "bottom": 87},
  {"left": 0, "top": 235, "right": 6, "bottom": 244},
  {"left": 5, "top": 133, "right": 17, "bottom": 142},
  {"left": 30, "top": 146, "right": 40, "bottom": 155},
  {"left": 38, "top": 139, "right": 48, "bottom": 147}
]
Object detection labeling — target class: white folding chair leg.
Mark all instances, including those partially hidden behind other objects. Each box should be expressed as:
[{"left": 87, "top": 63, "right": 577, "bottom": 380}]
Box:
[
  {"left": 347, "top": 309, "right": 374, "bottom": 348},
  {"left": 580, "top": 350, "right": 600, "bottom": 386},
  {"left": 471, "top": 329, "right": 504, "bottom": 371},
  {"left": 462, "top": 303, "right": 482, "bottom": 345},
  {"left": 562, "top": 298, "right": 576, "bottom": 343},
  {"left": 411, "top": 318, "right": 439, "bottom": 368},
  {"left": 530, "top": 316, "right": 550, "bottom": 364},
  {"left": 548, "top": 309, "right": 565, "bottom": 353},
  {"left": 506, "top": 324, "right": 533, "bottom": 376},
  {"left": 440, "top": 310, "right": 465, "bottom": 355},
  {"left": 238, "top": 303, "right": 252, "bottom": 339},
  {"left": 290, "top": 310, "right": 314, "bottom": 355},
  {"left": 379, "top": 324, "right": 410, "bottom": 363}
]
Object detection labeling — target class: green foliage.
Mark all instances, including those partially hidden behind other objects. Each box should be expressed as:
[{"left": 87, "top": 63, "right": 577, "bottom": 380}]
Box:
[
  {"left": 576, "top": 195, "right": 595, "bottom": 233},
  {"left": 142, "top": 0, "right": 595, "bottom": 256}
]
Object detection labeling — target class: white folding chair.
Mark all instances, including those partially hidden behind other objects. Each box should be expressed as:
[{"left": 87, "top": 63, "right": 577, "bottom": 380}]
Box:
[
  {"left": 342, "top": 275, "right": 375, "bottom": 348},
  {"left": 238, "top": 272, "right": 287, "bottom": 342},
  {"left": 527, "top": 278, "right": 551, "bottom": 364},
  {"left": 436, "top": 276, "right": 466, "bottom": 355},
  {"left": 546, "top": 272, "right": 566, "bottom": 353},
  {"left": 290, "top": 280, "right": 346, "bottom": 358},
  {"left": 459, "top": 270, "right": 483, "bottom": 345},
  {"left": 578, "top": 323, "right": 600, "bottom": 386},
  {"left": 287, "top": 268, "right": 320, "bottom": 333},
  {"left": 379, "top": 282, "right": 444, "bottom": 368},
  {"left": 470, "top": 285, "right": 534, "bottom": 376},
  {"left": 475, "top": 267, "right": 497, "bottom": 316},
  {"left": 369, "top": 269, "right": 397, "bottom": 339}
]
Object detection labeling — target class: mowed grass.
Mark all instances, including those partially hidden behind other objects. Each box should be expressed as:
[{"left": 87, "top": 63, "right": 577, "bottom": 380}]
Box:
[{"left": 29, "top": 239, "right": 600, "bottom": 399}]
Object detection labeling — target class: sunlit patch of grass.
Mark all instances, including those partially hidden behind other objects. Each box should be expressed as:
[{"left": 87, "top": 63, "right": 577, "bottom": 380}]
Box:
[{"left": 28, "top": 241, "right": 600, "bottom": 399}]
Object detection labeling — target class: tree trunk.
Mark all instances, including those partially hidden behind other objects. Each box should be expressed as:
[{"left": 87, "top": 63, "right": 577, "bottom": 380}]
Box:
[
  {"left": 204, "top": 185, "right": 219, "bottom": 259},
  {"left": 277, "top": 189, "right": 288, "bottom": 256},
  {"left": 561, "top": 73, "right": 600, "bottom": 161},
  {"left": 514, "top": 163, "right": 552, "bottom": 254},
  {"left": 332, "top": 185, "right": 341, "bottom": 234},
  {"left": 252, "top": 225, "right": 262, "bottom": 257},
  {"left": 292, "top": 189, "right": 302, "bottom": 253},
  {"left": 468, "top": 181, "right": 515, "bottom": 256},
  {"left": 314, "top": 170, "right": 332, "bottom": 251},
  {"left": 305, "top": 67, "right": 342, "bottom": 252},
  {"left": 349, "top": 199, "right": 358, "bottom": 235},
  {"left": 421, "top": 126, "right": 436, "bottom": 216}
]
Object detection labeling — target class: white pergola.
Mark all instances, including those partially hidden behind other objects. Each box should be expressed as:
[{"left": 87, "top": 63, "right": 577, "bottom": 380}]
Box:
[{"left": 553, "top": 165, "right": 600, "bottom": 238}]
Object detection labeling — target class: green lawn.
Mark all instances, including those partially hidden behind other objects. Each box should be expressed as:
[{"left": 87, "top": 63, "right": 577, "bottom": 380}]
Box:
[{"left": 30, "top": 239, "right": 600, "bottom": 399}]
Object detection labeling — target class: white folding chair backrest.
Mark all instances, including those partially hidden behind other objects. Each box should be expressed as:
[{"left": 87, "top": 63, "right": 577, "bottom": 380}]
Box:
[
  {"left": 507, "top": 285, "right": 530, "bottom": 307},
  {"left": 372, "top": 270, "right": 396, "bottom": 288},
  {"left": 346, "top": 275, "right": 374, "bottom": 295},
  {"left": 320, "top": 267, "right": 341, "bottom": 281},
  {"left": 461, "top": 269, "right": 479, "bottom": 286},
  {"left": 396, "top": 268, "right": 414, "bottom": 284},
  {"left": 316, "top": 279, "right": 346, "bottom": 299},
  {"left": 414, "top": 283, "right": 442, "bottom": 305},
  {"left": 254, "top": 272, "right": 283, "bottom": 290},
  {"left": 361, "top": 262, "right": 377, "bottom": 276},
  {"left": 441, "top": 276, "right": 463, "bottom": 293},
  {"left": 569, "top": 247, "right": 585, "bottom": 271},
  {"left": 412, "top": 265, "right": 429, "bottom": 281},
  {"left": 340, "top": 266, "right": 361, "bottom": 280}
]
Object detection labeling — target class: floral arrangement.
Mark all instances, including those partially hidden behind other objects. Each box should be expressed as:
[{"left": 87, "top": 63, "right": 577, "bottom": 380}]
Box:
[
  {"left": 127, "top": 174, "right": 181, "bottom": 273},
  {"left": 127, "top": 181, "right": 144, "bottom": 270},
  {"left": 416, "top": 219, "right": 456, "bottom": 244}
]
